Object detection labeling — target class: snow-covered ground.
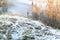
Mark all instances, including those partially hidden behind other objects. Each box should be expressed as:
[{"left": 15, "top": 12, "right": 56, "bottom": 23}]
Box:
[
  {"left": 7, "top": 0, "right": 32, "bottom": 16},
  {"left": 0, "top": 15, "right": 60, "bottom": 40}
]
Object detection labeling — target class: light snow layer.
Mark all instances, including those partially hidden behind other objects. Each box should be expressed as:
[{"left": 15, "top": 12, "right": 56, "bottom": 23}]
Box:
[{"left": 0, "top": 15, "right": 60, "bottom": 40}]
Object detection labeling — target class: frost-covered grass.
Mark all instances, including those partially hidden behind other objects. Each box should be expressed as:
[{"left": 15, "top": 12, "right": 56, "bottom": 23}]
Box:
[{"left": 0, "top": 15, "right": 60, "bottom": 40}]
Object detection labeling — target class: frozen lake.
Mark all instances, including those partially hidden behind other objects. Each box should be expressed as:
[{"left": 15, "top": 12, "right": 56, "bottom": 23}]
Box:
[{"left": 7, "top": 0, "right": 32, "bottom": 15}]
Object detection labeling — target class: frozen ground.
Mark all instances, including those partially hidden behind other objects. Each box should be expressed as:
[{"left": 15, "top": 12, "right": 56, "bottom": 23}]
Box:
[{"left": 0, "top": 15, "right": 60, "bottom": 40}]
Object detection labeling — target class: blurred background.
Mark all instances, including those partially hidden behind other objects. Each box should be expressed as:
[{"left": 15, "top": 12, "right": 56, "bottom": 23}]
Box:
[{"left": 0, "top": 0, "right": 60, "bottom": 28}]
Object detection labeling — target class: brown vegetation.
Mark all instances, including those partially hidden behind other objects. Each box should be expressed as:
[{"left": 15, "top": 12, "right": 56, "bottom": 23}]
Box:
[
  {"left": 0, "top": 0, "right": 7, "bottom": 14},
  {"left": 32, "top": 0, "right": 60, "bottom": 29}
]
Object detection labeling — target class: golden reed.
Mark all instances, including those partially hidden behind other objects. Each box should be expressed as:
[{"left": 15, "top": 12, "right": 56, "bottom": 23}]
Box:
[{"left": 32, "top": 0, "right": 60, "bottom": 29}]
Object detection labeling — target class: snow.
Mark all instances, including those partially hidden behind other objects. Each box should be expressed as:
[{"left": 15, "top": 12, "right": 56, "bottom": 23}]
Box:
[{"left": 0, "top": 15, "right": 60, "bottom": 40}]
